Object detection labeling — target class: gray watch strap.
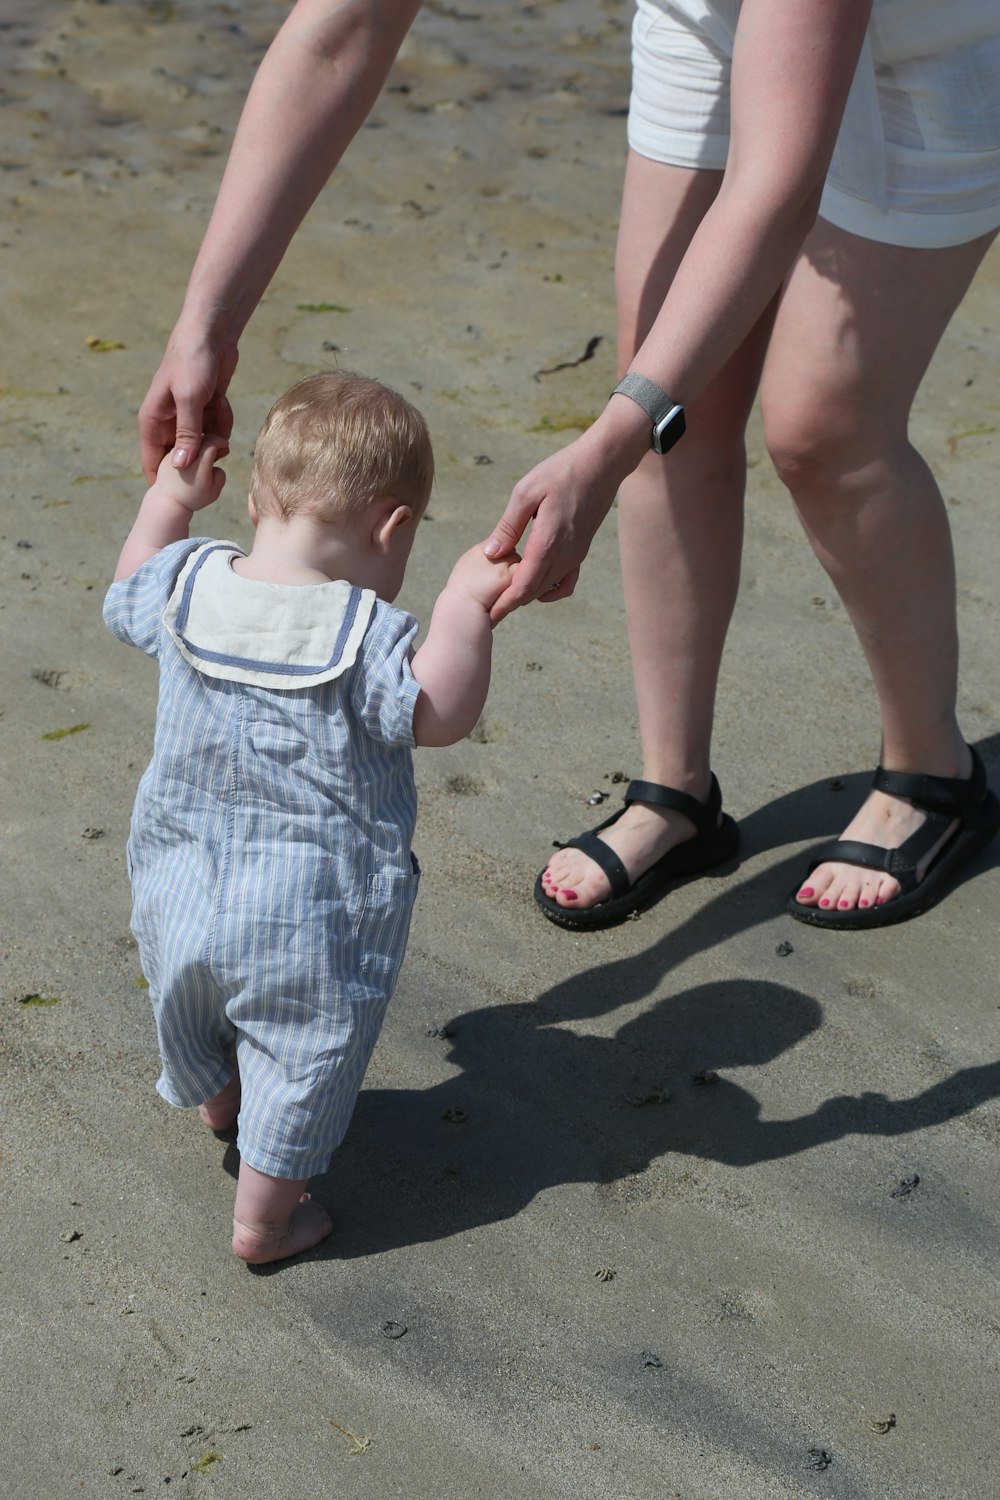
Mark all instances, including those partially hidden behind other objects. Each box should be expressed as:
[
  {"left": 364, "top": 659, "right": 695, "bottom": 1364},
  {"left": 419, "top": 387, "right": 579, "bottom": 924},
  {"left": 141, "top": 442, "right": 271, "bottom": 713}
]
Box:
[
  {"left": 611, "top": 372, "right": 676, "bottom": 423},
  {"left": 611, "top": 372, "right": 685, "bottom": 454}
]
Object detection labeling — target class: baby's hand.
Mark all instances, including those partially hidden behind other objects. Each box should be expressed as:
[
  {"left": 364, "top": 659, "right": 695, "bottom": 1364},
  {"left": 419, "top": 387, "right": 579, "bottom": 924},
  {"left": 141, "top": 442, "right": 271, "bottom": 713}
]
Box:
[
  {"left": 445, "top": 544, "right": 520, "bottom": 614},
  {"left": 152, "top": 439, "right": 227, "bottom": 513}
]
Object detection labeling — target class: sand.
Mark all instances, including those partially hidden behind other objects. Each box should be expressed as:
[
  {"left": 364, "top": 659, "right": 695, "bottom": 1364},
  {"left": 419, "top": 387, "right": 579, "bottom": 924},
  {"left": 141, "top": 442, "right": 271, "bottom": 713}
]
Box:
[{"left": 2, "top": 2, "right": 1000, "bottom": 1497}]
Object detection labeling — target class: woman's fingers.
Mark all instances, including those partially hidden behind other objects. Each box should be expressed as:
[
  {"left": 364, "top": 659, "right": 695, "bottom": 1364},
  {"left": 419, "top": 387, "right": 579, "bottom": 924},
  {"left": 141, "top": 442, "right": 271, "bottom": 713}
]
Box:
[
  {"left": 138, "top": 341, "right": 237, "bottom": 482},
  {"left": 537, "top": 567, "right": 580, "bottom": 604}
]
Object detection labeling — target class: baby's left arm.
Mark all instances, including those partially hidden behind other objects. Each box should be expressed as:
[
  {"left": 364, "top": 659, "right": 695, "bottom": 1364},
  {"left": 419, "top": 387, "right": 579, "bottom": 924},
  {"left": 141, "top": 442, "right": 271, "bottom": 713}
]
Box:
[
  {"left": 410, "top": 546, "right": 518, "bottom": 747},
  {"left": 114, "top": 442, "right": 226, "bottom": 581}
]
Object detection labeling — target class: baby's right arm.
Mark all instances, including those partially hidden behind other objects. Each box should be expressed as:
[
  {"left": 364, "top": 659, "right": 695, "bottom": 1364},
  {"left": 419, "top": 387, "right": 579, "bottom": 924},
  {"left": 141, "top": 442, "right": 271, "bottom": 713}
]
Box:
[
  {"left": 114, "top": 442, "right": 226, "bottom": 581},
  {"left": 410, "top": 546, "right": 518, "bottom": 748}
]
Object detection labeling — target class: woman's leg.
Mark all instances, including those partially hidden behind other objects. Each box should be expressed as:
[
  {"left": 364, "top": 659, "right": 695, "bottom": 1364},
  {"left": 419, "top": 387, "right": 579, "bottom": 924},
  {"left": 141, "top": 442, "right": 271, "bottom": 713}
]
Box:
[
  {"left": 761, "top": 220, "right": 996, "bottom": 913},
  {"left": 542, "top": 151, "right": 774, "bottom": 913}
]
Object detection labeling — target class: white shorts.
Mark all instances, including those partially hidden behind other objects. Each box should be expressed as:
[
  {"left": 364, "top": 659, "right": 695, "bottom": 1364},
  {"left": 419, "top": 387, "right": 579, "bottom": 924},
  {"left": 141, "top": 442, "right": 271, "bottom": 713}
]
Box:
[{"left": 628, "top": 0, "right": 1000, "bottom": 250}]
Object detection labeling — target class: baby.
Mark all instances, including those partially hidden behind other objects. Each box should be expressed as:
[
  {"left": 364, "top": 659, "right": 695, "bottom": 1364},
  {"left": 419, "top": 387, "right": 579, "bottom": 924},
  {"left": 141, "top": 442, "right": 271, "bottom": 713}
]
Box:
[{"left": 105, "top": 370, "right": 516, "bottom": 1263}]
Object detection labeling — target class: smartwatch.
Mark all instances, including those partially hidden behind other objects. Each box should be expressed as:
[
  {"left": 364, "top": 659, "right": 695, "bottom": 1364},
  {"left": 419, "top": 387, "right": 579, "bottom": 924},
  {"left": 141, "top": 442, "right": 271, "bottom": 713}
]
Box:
[{"left": 611, "top": 373, "right": 686, "bottom": 455}]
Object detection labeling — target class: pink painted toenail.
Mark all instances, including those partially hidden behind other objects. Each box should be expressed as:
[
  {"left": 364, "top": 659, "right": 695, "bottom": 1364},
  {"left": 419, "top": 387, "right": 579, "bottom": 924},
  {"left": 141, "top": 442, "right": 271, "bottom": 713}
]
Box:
[
  {"left": 839, "top": 899, "right": 850, "bottom": 908},
  {"left": 859, "top": 899, "right": 869, "bottom": 907},
  {"left": 799, "top": 886, "right": 815, "bottom": 898},
  {"left": 820, "top": 898, "right": 831, "bottom": 908},
  {"left": 876, "top": 895, "right": 888, "bottom": 905},
  {"left": 563, "top": 890, "right": 578, "bottom": 901}
]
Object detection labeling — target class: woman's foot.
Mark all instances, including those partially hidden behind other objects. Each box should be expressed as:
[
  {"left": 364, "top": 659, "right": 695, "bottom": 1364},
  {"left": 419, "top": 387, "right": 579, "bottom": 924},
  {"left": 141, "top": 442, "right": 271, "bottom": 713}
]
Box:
[
  {"left": 232, "top": 1195, "right": 333, "bottom": 1265},
  {"left": 540, "top": 797, "right": 706, "bottom": 914},
  {"left": 793, "top": 744, "right": 973, "bottom": 913},
  {"left": 198, "top": 1073, "right": 241, "bottom": 1131}
]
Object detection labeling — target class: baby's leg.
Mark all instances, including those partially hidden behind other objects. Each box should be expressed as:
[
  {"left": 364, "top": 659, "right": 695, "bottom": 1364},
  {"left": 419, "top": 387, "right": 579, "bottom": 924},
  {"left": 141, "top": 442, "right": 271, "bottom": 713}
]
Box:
[
  {"left": 231, "top": 1161, "right": 333, "bottom": 1264},
  {"left": 198, "top": 1070, "right": 242, "bottom": 1131}
]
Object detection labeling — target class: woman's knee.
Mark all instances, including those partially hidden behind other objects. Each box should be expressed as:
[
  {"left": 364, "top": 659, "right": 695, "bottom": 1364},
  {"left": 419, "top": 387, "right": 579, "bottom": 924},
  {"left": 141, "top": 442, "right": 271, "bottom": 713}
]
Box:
[{"left": 761, "top": 385, "right": 866, "bottom": 502}]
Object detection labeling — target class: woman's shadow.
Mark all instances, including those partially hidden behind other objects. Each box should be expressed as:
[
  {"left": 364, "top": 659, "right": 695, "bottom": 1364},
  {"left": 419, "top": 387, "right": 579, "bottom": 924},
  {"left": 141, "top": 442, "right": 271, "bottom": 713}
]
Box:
[
  {"left": 309, "top": 962, "right": 999, "bottom": 1258},
  {"left": 234, "top": 736, "right": 1000, "bottom": 1261}
]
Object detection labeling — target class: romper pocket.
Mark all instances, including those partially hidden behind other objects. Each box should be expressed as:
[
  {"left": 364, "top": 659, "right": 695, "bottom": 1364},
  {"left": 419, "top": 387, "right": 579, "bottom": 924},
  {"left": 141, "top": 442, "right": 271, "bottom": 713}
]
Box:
[{"left": 356, "top": 857, "right": 421, "bottom": 986}]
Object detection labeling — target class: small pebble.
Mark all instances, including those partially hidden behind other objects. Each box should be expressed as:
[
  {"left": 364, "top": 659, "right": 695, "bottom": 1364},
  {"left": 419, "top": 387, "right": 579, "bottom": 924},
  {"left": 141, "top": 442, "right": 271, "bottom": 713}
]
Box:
[
  {"left": 426, "top": 1024, "right": 454, "bottom": 1039},
  {"left": 81, "top": 827, "right": 105, "bottom": 840},
  {"left": 442, "top": 1107, "right": 467, "bottom": 1123},
  {"left": 586, "top": 791, "right": 608, "bottom": 806},
  {"left": 828, "top": 778, "right": 845, "bottom": 791},
  {"left": 641, "top": 1351, "right": 663, "bottom": 1369},
  {"left": 692, "top": 1069, "right": 719, "bottom": 1086},
  {"left": 890, "top": 1174, "right": 920, "bottom": 1198},
  {"left": 868, "top": 1413, "right": 896, "bottom": 1434},
  {"left": 805, "top": 1449, "right": 833, "bottom": 1472},
  {"left": 775, "top": 940, "right": 794, "bottom": 957},
  {"left": 624, "top": 1089, "right": 670, "bottom": 1107},
  {"left": 594, "top": 1266, "right": 615, "bottom": 1282},
  {"left": 381, "top": 1320, "right": 407, "bottom": 1339},
  {"left": 59, "top": 1229, "right": 82, "bottom": 1242}
]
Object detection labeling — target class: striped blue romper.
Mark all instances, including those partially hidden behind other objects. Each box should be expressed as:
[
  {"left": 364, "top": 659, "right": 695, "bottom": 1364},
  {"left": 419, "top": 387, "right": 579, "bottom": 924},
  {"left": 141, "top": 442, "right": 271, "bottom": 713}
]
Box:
[{"left": 104, "top": 538, "right": 421, "bottom": 1179}]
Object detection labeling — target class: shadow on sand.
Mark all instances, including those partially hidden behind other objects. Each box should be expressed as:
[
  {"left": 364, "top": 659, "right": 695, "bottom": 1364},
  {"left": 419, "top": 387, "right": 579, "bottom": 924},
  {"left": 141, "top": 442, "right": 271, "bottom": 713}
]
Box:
[{"left": 231, "top": 737, "right": 1000, "bottom": 1263}]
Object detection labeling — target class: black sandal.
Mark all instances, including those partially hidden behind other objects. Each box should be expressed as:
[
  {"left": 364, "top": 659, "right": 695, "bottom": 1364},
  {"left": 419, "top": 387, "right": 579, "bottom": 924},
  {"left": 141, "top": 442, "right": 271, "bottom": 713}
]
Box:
[
  {"left": 534, "top": 776, "right": 739, "bottom": 931},
  {"left": 787, "top": 747, "right": 1000, "bottom": 930}
]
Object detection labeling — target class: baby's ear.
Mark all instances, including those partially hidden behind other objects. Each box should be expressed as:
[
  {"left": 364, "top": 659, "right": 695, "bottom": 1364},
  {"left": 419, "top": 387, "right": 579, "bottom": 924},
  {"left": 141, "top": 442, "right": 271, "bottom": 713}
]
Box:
[
  {"left": 371, "top": 500, "right": 414, "bottom": 553},
  {"left": 247, "top": 493, "right": 260, "bottom": 528}
]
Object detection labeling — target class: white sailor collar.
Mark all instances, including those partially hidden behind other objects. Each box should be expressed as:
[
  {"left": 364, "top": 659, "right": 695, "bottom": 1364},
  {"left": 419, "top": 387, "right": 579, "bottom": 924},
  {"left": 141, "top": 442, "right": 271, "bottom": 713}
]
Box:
[{"left": 162, "top": 541, "right": 376, "bottom": 689}]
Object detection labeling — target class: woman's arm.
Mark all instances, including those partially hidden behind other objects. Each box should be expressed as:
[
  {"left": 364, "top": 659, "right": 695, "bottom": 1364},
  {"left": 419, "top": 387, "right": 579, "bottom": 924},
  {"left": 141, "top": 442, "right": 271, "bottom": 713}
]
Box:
[
  {"left": 138, "top": 0, "right": 422, "bottom": 481},
  {"left": 485, "top": 0, "right": 874, "bottom": 619}
]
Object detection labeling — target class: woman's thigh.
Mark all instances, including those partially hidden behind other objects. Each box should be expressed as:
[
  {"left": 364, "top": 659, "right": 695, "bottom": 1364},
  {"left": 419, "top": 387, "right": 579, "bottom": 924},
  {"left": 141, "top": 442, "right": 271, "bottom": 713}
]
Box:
[{"left": 762, "top": 218, "right": 998, "bottom": 464}]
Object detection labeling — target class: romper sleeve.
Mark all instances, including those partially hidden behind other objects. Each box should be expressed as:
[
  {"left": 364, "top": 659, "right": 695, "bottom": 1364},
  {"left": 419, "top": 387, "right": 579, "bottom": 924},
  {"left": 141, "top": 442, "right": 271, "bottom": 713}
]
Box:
[
  {"left": 348, "top": 600, "right": 422, "bottom": 748},
  {"left": 102, "top": 538, "right": 208, "bottom": 658}
]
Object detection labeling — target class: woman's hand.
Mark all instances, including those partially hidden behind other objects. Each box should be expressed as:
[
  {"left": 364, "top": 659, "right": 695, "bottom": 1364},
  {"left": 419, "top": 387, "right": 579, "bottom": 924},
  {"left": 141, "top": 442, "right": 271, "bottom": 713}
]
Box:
[
  {"left": 484, "top": 400, "right": 650, "bottom": 623},
  {"left": 138, "top": 327, "right": 238, "bottom": 483}
]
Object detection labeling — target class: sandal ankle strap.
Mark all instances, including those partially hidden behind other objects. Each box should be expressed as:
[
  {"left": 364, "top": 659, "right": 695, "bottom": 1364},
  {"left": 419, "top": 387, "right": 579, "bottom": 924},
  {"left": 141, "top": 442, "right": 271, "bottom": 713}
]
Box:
[
  {"left": 625, "top": 775, "right": 721, "bottom": 836},
  {"left": 872, "top": 747, "right": 986, "bottom": 817}
]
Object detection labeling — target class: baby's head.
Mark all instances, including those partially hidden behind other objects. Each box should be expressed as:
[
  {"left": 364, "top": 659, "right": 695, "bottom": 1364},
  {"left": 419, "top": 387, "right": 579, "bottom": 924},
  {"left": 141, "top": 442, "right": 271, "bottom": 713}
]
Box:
[{"left": 250, "top": 370, "right": 434, "bottom": 527}]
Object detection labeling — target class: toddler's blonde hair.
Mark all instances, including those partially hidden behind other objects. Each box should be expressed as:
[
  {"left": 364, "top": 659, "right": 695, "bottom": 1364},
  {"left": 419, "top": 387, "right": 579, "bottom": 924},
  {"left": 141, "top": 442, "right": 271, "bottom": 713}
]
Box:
[{"left": 251, "top": 370, "right": 434, "bottom": 521}]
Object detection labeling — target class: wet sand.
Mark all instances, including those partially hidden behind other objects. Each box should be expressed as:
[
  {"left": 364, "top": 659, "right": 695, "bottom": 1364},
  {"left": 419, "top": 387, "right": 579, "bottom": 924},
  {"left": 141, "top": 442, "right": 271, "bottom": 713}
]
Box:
[{"left": 3, "top": 3, "right": 1000, "bottom": 1496}]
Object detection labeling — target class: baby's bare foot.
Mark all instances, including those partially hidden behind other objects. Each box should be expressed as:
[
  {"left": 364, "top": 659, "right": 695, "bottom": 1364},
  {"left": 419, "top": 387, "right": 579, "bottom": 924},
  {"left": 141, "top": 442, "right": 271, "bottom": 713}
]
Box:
[
  {"left": 232, "top": 1194, "right": 333, "bottom": 1265},
  {"left": 198, "top": 1073, "right": 241, "bottom": 1131}
]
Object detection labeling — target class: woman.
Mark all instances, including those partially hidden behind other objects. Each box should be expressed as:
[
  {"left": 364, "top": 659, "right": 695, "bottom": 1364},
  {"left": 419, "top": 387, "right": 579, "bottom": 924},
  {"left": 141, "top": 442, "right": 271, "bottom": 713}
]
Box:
[{"left": 139, "top": 0, "right": 1000, "bottom": 932}]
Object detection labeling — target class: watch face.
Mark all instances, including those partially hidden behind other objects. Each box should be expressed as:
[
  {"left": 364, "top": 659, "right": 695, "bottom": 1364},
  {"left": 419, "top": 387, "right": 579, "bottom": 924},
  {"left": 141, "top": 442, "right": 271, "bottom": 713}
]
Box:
[{"left": 652, "top": 403, "right": 686, "bottom": 455}]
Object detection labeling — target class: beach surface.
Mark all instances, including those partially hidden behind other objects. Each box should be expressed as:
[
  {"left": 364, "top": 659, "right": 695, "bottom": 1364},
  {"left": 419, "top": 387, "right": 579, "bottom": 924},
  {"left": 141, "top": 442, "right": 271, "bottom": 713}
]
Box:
[{"left": 2, "top": 3, "right": 1000, "bottom": 1496}]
